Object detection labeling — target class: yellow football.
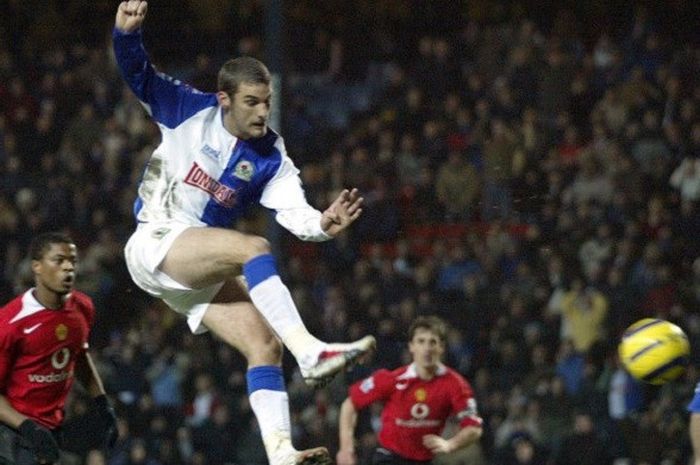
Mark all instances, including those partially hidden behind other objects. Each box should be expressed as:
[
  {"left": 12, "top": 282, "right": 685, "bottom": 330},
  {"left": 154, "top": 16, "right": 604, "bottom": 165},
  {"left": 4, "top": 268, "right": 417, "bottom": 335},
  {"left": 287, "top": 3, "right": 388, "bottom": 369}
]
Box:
[{"left": 618, "top": 318, "right": 690, "bottom": 385}]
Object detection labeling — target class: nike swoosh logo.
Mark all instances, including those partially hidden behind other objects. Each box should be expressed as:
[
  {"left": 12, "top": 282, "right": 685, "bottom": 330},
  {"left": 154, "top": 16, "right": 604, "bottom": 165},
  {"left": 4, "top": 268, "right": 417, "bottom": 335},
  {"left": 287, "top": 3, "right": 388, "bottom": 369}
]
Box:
[
  {"left": 396, "top": 383, "right": 409, "bottom": 390},
  {"left": 23, "top": 323, "right": 42, "bottom": 334}
]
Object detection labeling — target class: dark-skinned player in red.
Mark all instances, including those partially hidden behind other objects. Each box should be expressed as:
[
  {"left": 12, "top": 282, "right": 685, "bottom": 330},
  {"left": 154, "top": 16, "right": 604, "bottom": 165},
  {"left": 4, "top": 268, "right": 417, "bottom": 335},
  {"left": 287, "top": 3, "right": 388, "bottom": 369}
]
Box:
[{"left": 0, "top": 233, "right": 116, "bottom": 465}]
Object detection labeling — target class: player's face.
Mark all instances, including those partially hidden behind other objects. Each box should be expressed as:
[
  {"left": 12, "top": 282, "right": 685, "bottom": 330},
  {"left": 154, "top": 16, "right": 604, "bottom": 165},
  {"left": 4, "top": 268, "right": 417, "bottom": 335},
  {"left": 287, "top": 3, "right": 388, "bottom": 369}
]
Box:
[
  {"left": 222, "top": 82, "right": 271, "bottom": 140},
  {"left": 32, "top": 242, "right": 77, "bottom": 296},
  {"left": 408, "top": 328, "right": 445, "bottom": 370}
]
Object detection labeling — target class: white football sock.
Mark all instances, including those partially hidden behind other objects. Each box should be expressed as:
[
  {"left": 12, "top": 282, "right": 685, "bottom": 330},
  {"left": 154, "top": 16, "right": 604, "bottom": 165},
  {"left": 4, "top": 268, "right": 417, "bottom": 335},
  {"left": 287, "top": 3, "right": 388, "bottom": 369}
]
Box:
[
  {"left": 249, "top": 389, "right": 296, "bottom": 464},
  {"left": 248, "top": 276, "right": 325, "bottom": 369}
]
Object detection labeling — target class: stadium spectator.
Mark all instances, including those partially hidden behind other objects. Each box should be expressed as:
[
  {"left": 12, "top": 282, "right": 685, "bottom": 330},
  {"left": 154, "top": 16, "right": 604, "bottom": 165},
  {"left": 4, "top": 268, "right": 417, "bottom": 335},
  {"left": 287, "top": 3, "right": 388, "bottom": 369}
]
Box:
[
  {"left": 559, "top": 278, "right": 609, "bottom": 354},
  {"left": 670, "top": 157, "right": 700, "bottom": 202},
  {"left": 553, "top": 411, "right": 610, "bottom": 465},
  {"left": 481, "top": 119, "right": 517, "bottom": 221},
  {"left": 434, "top": 150, "right": 480, "bottom": 222}
]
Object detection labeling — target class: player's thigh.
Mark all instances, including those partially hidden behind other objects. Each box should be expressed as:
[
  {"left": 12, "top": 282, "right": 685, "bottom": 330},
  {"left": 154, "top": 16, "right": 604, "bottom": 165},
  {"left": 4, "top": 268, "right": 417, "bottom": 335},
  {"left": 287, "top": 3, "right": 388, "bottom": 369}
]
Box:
[
  {"left": 13, "top": 447, "right": 35, "bottom": 465},
  {"left": 160, "top": 227, "right": 270, "bottom": 288},
  {"left": 201, "top": 279, "right": 282, "bottom": 366}
]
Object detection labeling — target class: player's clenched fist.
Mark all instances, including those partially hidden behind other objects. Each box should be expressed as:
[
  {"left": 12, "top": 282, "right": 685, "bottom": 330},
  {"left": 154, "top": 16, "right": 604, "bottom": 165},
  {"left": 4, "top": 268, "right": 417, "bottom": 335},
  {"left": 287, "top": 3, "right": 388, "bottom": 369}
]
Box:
[{"left": 115, "top": 1, "right": 148, "bottom": 33}]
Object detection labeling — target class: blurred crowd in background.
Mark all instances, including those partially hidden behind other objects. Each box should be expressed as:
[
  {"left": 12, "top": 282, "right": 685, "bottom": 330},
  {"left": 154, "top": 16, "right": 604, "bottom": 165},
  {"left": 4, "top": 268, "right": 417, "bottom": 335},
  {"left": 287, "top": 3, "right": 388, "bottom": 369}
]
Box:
[{"left": 2, "top": 1, "right": 700, "bottom": 464}]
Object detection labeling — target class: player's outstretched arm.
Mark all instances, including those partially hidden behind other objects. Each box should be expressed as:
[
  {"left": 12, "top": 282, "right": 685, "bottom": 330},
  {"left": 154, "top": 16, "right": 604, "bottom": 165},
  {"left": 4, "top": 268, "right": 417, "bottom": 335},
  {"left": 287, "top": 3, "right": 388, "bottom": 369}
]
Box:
[
  {"left": 321, "top": 188, "right": 364, "bottom": 237},
  {"left": 115, "top": 0, "right": 148, "bottom": 33},
  {"left": 113, "top": 0, "right": 215, "bottom": 128}
]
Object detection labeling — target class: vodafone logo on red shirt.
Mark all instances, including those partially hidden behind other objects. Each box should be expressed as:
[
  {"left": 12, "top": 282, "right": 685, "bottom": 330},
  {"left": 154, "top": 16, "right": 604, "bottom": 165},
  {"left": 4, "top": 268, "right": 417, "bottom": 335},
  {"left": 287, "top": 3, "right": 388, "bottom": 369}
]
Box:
[
  {"left": 410, "top": 403, "right": 430, "bottom": 419},
  {"left": 27, "top": 348, "right": 73, "bottom": 384},
  {"left": 394, "top": 386, "right": 442, "bottom": 427},
  {"left": 51, "top": 348, "right": 70, "bottom": 369},
  {"left": 28, "top": 372, "right": 72, "bottom": 383}
]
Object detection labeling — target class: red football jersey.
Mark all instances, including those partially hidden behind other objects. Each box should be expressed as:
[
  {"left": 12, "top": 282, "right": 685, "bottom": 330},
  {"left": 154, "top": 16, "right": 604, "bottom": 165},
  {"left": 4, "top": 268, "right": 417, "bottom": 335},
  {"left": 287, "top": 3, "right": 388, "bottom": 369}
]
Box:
[
  {"left": 0, "top": 290, "right": 94, "bottom": 428},
  {"left": 349, "top": 363, "right": 482, "bottom": 461}
]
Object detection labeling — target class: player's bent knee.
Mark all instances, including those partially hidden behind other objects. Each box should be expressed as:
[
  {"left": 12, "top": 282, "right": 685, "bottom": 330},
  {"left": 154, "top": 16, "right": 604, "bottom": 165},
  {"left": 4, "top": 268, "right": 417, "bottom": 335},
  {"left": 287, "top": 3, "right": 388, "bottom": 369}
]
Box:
[
  {"left": 244, "top": 236, "right": 272, "bottom": 258},
  {"left": 247, "top": 333, "right": 283, "bottom": 365}
]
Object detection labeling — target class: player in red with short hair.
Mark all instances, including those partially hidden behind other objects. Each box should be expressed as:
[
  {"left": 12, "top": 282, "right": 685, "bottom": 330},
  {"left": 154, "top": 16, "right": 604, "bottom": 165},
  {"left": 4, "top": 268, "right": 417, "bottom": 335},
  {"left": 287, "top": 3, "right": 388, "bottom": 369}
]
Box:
[
  {"left": 337, "top": 316, "right": 482, "bottom": 465},
  {"left": 0, "top": 233, "right": 116, "bottom": 465}
]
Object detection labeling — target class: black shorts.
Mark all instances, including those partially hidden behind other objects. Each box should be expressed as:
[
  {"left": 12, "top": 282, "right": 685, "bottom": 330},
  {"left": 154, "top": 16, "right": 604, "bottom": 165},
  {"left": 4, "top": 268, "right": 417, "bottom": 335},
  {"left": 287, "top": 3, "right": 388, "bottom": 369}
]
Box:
[
  {"left": 0, "top": 410, "right": 107, "bottom": 464},
  {"left": 0, "top": 424, "right": 61, "bottom": 465},
  {"left": 371, "top": 447, "right": 431, "bottom": 465}
]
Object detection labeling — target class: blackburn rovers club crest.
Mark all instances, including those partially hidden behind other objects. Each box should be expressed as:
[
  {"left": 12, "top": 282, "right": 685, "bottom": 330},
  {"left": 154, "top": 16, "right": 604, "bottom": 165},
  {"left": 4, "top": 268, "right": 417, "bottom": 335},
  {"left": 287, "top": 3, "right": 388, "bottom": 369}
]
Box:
[
  {"left": 233, "top": 160, "right": 254, "bottom": 181},
  {"left": 415, "top": 388, "right": 427, "bottom": 402},
  {"left": 55, "top": 324, "right": 68, "bottom": 341}
]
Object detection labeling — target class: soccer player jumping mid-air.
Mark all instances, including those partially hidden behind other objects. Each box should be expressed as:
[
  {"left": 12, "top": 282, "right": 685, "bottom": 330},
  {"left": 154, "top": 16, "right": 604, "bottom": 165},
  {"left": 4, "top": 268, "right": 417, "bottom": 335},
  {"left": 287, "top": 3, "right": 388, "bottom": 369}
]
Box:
[{"left": 114, "top": 2, "right": 375, "bottom": 464}]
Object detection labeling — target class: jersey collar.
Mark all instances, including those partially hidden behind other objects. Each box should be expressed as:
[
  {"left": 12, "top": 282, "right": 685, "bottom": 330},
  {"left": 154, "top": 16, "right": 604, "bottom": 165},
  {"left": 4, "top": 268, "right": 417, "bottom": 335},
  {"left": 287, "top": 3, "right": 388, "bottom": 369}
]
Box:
[
  {"left": 10, "top": 289, "right": 49, "bottom": 323},
  {"left": 399, "top": 362, "right": 448, "bottom": 380},
  {"left": 217, "top": 107, "right": 238, "bottom": 145}
]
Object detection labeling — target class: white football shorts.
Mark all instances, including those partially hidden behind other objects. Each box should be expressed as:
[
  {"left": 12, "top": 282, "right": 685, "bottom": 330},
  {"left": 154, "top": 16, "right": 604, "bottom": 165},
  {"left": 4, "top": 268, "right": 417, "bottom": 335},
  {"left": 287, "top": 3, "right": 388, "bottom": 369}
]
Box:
[{"left": 124, "top": 222, "right": 223, "bottom": 334}]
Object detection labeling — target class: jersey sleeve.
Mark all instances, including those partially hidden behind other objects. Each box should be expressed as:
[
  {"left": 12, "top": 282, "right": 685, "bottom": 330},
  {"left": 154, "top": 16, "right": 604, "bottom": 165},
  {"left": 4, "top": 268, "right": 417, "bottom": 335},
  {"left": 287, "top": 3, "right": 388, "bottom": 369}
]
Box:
[
  {"left": 348, "top": 369, "right": 395, "bottom": 410},
  {"left": 0, "top": 319, "right": 17, "bottom": 392},
  {"left": 72, "top": 292, "right": 96, "bottom": 350},
  {"left": 112, "top": 28, "right": 217, "bottom": 129},
  {"left": 688, "top": 382, "right": 700, "bottom": 412},
  {"left": 259, "top": 139, "right": 332, "bottom": 242},
  {"left": 74, "top": 292, "right": 96, "bottom": 329},
  {"left": 449, "top": 373, "right": 483, "bottom": 429}
]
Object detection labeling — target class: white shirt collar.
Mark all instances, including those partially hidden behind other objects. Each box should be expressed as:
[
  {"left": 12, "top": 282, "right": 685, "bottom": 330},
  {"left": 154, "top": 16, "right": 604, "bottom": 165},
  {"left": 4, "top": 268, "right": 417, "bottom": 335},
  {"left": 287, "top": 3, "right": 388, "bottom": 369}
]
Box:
[
  {"left": 9, "top": 289, "right": 46, "bottom": 323},
  {"left": 217, "top": 107, "right": 237, "bottom": 141},
  {"left": 398, "top": 362, "right": 448, "bottom": 380}
]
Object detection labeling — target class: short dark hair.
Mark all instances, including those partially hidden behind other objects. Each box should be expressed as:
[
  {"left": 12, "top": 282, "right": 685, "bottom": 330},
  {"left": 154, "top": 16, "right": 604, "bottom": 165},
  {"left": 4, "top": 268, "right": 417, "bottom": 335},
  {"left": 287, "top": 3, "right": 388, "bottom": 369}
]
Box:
[
  {"left": 408, "top": 316, "right": 448, "bottom": 343},
  {"left": 29, "top": 232, "right": 74, "bottom": 261},
  {"left": 217, "top": 57, "right": 271, "bottom": 96}
]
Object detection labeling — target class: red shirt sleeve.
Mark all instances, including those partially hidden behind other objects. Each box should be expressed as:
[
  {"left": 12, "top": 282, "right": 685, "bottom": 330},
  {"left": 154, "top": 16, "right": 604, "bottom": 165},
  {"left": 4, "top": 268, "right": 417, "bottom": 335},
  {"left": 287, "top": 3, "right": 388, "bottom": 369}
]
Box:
[
  {"left": 0, "top": 312, "right": 17, "bottom": 392},
  {"left": 348, "top": 369, "right": 395, "bottom": 410},
  {"left": 448, "top": 371, "right": 483, "bottom": 428},
  {"left": 72, "top": 291, "right": 96, "bottom": 329},
  {"left": 68, "top": 292, "right": 95, "bottom": 352}
]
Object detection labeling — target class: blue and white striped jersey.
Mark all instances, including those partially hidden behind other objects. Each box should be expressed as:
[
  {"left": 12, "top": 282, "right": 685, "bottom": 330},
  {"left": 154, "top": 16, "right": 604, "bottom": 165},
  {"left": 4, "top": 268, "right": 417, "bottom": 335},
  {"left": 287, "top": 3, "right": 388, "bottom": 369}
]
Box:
[{"left": 113, "top": 29, "right": 331, "bottom": 242}]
